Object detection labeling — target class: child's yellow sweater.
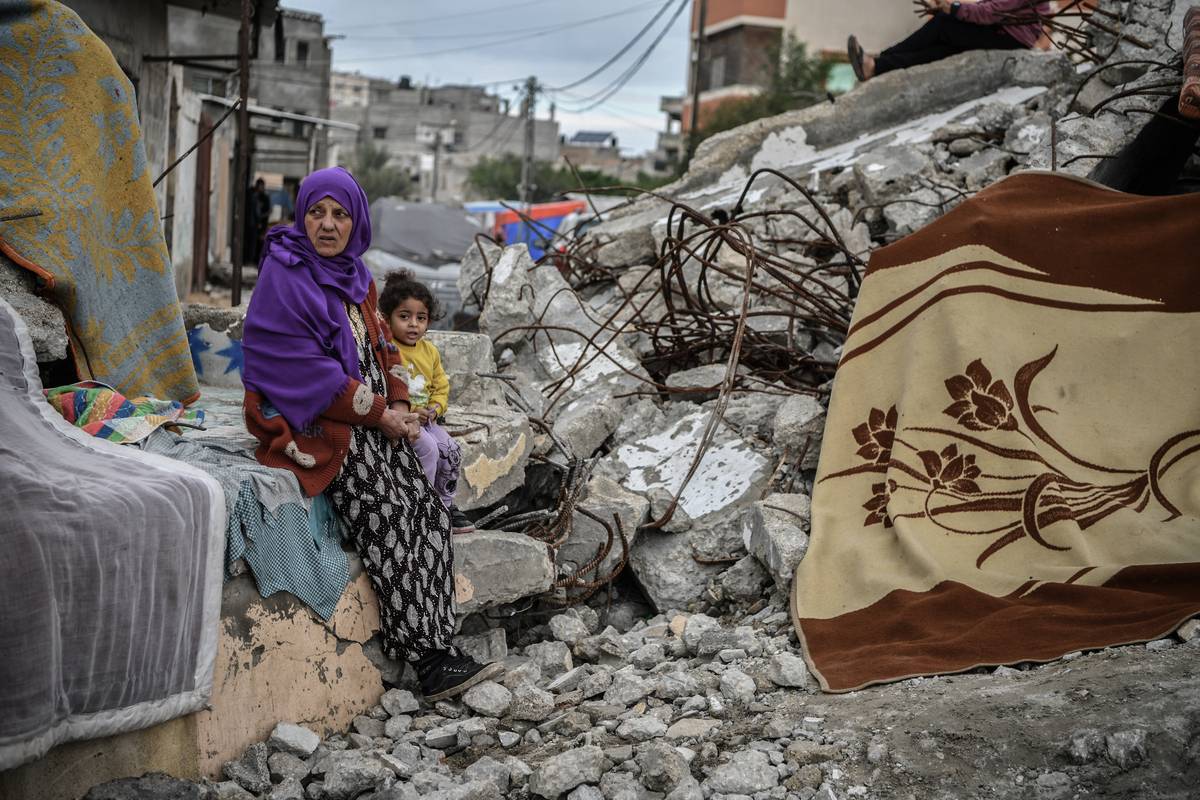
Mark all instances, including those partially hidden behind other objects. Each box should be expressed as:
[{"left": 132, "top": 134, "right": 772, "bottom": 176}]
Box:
[{"left": 394, "top": 338, "right": 450, "bottom": 414}]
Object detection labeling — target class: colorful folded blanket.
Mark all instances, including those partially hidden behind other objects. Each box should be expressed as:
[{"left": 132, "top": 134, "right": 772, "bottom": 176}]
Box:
[{"left": 45, "top": 381, "right": 204, "bottom": 444}]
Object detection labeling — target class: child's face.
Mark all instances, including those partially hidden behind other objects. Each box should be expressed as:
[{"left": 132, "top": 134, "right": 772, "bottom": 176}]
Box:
[{"left": 389, "top": 297, "right": 430, "bottom": 346}]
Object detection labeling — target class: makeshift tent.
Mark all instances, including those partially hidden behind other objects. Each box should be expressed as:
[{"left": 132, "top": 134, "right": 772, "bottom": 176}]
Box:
[
  {"left": 369, "top": 199, "right": 481, "bottom": 266},
  {"left": 488, "top": 200, "right": 587, "bottom": 260},
  {"left": 792, "top": 171, "right": 1200, "bottom": 693}
]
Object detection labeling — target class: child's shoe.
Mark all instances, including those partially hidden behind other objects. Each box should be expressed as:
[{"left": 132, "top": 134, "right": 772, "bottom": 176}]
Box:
[{"left": 449, "top": 506, "right": 475, "bottom": 534}]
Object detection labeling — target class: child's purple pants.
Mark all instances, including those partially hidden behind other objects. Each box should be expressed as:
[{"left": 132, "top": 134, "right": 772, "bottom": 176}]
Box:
[{"left": 411, "top": 421, "right": 461, "bottom": 509}]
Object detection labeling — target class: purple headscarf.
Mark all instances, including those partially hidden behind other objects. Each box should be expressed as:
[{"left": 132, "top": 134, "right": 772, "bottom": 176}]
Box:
[{"left": 241, "top": 167, "right": 376, "bottom": 431}]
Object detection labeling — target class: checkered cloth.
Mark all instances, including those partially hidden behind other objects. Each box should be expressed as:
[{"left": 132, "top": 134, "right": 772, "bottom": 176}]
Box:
[{"left": 140, "top": 429, "right": 350, "bottom": 620}]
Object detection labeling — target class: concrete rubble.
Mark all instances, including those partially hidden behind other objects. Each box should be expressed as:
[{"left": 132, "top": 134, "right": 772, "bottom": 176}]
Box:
[{"left": 29, "top": 6, "right": 1200, "bottom": 797}]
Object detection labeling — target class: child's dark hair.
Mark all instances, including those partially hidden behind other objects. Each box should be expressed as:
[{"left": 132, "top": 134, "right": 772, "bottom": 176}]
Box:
[{"left": 379, "top": 270, "right": 442, "bottom": 320}]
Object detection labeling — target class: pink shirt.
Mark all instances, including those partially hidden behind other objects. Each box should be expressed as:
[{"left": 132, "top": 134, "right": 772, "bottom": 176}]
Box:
[{"left": 956, "top": 0, "right": 1051, "bottom": 48}]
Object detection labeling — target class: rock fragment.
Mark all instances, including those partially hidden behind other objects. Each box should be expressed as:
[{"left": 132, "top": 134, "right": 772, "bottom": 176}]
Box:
[
  {"left": 268, "top": 722, "right": 321, "bottom": 758},
  {"left": 527, "top": 746, "right": 607, "bottom": 798}
]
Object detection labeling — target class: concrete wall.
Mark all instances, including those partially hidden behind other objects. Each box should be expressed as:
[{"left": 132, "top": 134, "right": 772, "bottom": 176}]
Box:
[
  {"left": 170, "top": 79, "right": 201, "bottom": 297},
  {"left": 691, "top": 0, "right": 787, "bottom": 30},
  {"left": 168, "top": 6, "right": 332, "bottom": 182},
  {"left": 701, "top": 24, "right": 783, "bottom": 92},
  {"left": 784, "top": 0, "right": 920, "bottom": 57},
  {"left": 0, "top": 561, "right": 387, "bottom": 800}
]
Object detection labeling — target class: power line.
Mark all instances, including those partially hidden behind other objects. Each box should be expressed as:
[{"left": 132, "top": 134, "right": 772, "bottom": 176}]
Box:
[
  {"left": 547, "top": 0, "right": 676, "bottom": 91},
  {"left": 328, "top": 0, "right": 554, "bottom": 31},
  {"left": 553, "top": 0, "right": 688, "bottom": 113},
  {"left": 332, "top": 0, "right": 663, "bottom": 62}
]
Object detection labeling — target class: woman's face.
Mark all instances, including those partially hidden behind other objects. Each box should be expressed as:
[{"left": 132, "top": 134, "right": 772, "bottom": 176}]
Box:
[{"left": 304, "top": 195, "right": 353, "bottom": 257}]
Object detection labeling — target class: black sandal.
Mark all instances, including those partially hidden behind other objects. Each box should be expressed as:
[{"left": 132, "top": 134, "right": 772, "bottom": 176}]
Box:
[{"left": 847, "top": 35, "right": 867, "bottom": 82}]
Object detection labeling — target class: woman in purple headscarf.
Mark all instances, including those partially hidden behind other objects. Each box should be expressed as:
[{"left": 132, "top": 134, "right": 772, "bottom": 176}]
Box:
[{"left": 241, "top": 167, "right": 502, "bottom": 699}]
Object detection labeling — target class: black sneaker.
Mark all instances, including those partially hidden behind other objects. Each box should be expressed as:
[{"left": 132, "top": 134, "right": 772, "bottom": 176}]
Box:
[
  {"left": 417, "top": 651, "right": 504, "bottom": 701},
  {"left": 449, "top": 506, "right": 476, "bottom": 535}
]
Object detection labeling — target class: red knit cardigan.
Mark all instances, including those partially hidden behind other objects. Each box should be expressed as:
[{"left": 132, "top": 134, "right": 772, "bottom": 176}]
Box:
[{"left": 243, "top": 281, "right": 409, "bottom": 497}]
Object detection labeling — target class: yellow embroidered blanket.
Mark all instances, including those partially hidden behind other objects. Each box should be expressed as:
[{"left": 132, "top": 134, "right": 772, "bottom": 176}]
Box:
[
  {"left": 792, "top": 172, "right": 1200, "bottom": 692},
  {"left": 0, "top": 1, "right": 198, "bottom": 402}
]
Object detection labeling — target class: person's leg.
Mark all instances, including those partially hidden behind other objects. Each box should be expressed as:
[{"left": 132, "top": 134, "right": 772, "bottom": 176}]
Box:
[
  {"left": 327, "top": 426, "right": 501, "bottom": 697},
  {"left": 410, "top": 425, "right": 440, "bottom": 498},
  {"left": 875, "top": 15, "right": 1022, "bottom": 76},
  {"left": 426, "top": 422, "right": 460, "bottom": 509},
  {"left": 427, "top": 423, "right": 474, "bottom": 533},
  {"left": 326, "top": 426, "right": 455, "bottom": 662}
]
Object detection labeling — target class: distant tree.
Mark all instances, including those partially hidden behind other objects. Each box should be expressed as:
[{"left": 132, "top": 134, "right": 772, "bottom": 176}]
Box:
[
  {"left": 466, "top": 154, "right": 623, "bottom": 201},
  {"left": 696, "top": 35, "right": 833, "bottom": 146},
  {"left": 348, "top": 142, "right": 413, "bottom": 201}
]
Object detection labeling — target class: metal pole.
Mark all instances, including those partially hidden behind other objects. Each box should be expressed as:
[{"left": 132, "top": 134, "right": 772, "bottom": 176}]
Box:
[
  {"left": 430, "top": 136, "right": 440, "bottom": 203},
  {"left": 230, "top": 0, "right": 252, "bottom": 307},
  {"left": 519, "top": 75, "right": 537, "bottom": 213},
  {"left": 684, "top": 0, "right": 707, "bottom": 168}
]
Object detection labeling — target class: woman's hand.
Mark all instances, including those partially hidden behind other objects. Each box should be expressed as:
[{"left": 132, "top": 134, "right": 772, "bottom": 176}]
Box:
[
  {"left": 379, "top": 407, "right": 419, "bottom": 441},
  {"left": 922, "top": 0, "right": 952, "bottom": 14}
]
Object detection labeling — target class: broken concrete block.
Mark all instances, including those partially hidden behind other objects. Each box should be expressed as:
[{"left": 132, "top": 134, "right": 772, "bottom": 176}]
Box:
[
  {"left": 477, "top": 245, "right": 536, "bottom": 350},
  {"left": 588, "top": 204, "right": 663, "bottom": 268},
  {"left": 450, "top": 406, "right": 533, "bottom": 511},
  {"left": 614, "top": 409, "right": 772, "bottom": 522},
  {"left": 184, "top": 303, "right": 245, "bottom": 337},
  {"left": 267, "top": 722, "right": 320, "bottom": 757},
  {"left": 425, "top": 330, "right": 505, "bottom": 408},
  {"left": 629, "top": 529, "right": 724, "bottom": 613},
  {"left": 453, "top": 530, "right": 554, "bottom": 615},
  {"left": 555, "top": 474, "right": 650, "bottom": 583},
  {"left": 646, "top": 486, "right": 692, "bottom": 534},
  {"left": 528, "top": 745, "right": 607, "bottom": 799},
  {"left": 717, "top": 555, "right": 772, "bottom": 600},
  {"left": 462, "top": 681, "right": 513, "bottom": 718},
  {"left": 955, "top": 147, "right": 1013, "bottom": 191},
  {"left": 852, "top": 145, "right": 934, "bottom": 204},
  {"left": 883, "top": 186, "right": 955, "bottom": 237},
  {"left": 771, "top": 394, "right": 825, "bottom": 470},
  {"left": 537, "top": 335, "right": 650, "bottom": 420},
  {"left": 453, "top": 628, "right": 508, "bottom": 664},
  {"left": 749, "top": 494, "right": 812, "bottom": 590},
  {"left": 769, "top": 652, "right": 812, "bottom": 688},
  {"left": 665, "top": 364, "right": 728, "bottom": 402},
  {"left": 0, "top": 256, "right": 67, "bottom": 362},
  {"left": 222, "top": 743, "right": 271, "bottom": 794},
  {"left": 456, "top": 238, "right": 504, "bottom": 312},
  {"left": 551, "top": 399, "right": 622, "bottom": 459}
]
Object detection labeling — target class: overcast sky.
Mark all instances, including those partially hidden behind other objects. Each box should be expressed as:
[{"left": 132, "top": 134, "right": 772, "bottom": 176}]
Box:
[{"left": 294, "top": 0, "right": 691, "bottom": 155}]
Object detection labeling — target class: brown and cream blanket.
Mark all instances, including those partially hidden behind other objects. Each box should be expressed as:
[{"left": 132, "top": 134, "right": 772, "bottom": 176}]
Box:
[{"left": 792, "top": 171, "right": 1200, "bottom": 692}]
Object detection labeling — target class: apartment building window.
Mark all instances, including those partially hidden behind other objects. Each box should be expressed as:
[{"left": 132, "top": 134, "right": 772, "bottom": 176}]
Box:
[
  {"left": 373, "top": 126, "right": 387, "bottom": 140},
  {"left": 296, "top": 41, "right": 309, "bottom": 66},
  {"left": 274, "top": 34, "right": 285, "bottom": 63},
  {"left": 709, "top": 56, "right": 726, "bottom": 90}
]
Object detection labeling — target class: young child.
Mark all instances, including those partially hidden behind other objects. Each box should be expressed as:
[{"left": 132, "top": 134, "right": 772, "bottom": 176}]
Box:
[{"left": 379, "top": 271, "right": 475, "bottom": 534}]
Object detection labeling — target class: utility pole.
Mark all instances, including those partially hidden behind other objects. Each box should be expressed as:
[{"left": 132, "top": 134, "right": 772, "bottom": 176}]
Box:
[
  {"left": 230, "top": 0, "right": 252, "bottom": 307},
  {"left": 430, "top": 134, "right": 440, "bottom": 203},
  {"left": 519, "top": 75, "right": 537, "bottom": 213},
  {"left": 684, "top": 0, "right": 708, "bottom": 168}
]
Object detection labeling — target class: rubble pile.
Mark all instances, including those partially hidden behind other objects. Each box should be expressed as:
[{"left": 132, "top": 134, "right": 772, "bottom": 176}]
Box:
[{"left": 87, "top": 611, "right": 1200, "bottom": 800}]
